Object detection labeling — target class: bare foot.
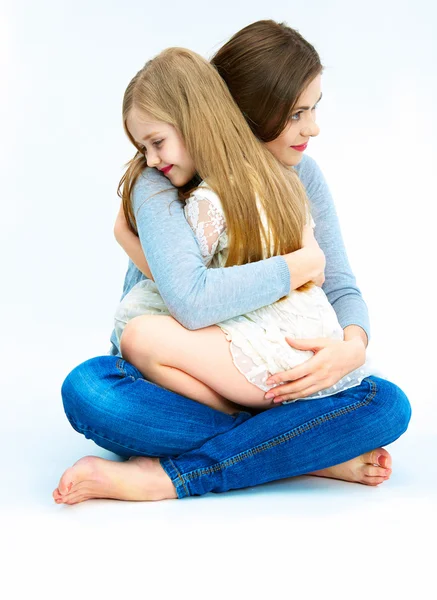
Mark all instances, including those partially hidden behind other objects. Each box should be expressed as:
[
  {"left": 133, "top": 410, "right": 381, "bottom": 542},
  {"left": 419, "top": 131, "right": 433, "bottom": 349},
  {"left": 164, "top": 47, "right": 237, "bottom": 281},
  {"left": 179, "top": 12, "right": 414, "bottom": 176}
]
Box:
[
  {"left": 309, "top": 448, "right": 392, "bottom": 486},
  {"left": 52, "top": 456, "right": 177, "bottom": 505}
]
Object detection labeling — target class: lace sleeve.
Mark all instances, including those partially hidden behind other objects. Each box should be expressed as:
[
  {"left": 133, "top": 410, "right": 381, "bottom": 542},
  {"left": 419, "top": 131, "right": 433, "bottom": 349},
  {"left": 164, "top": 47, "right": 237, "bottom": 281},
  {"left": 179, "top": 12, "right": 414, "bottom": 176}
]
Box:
[{"left": 184, "top": 196, "right": 226, "bottom": 266}]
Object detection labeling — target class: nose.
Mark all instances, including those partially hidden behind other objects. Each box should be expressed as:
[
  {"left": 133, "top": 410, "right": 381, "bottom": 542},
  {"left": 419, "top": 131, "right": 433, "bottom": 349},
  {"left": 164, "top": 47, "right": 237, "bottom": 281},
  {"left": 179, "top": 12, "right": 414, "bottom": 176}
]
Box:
[
  {"left": 146, "top": 148, "right": 160, "bottom": 168},
  {"left": 301, "top": 112, "right": 320, "bottom": 138}
]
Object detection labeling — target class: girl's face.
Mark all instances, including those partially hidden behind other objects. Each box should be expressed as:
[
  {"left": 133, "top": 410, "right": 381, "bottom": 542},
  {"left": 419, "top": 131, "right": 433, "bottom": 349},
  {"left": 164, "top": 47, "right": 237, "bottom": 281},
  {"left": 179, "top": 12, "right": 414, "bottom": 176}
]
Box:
[
  {"left": 126, "top": 107, "right": 196, "bottom": 187},
  {"left": 265, "top": 74, "right": 322, "bottom": 167}
]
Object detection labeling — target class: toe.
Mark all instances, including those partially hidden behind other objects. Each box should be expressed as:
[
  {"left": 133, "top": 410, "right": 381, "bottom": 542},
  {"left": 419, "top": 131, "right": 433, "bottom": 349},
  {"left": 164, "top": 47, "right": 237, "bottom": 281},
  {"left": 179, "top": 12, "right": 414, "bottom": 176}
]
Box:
[
  {"left": 364, "top": 476, "right": 386, "bottom": 486},
  {"left": 368, "top": 448, "right": 392, "bottom": 469},
  {"left": 62, "top": 491, "right": 93, "bottom": 505},
  {"left": 57, "top": 456, "right": 99, "bottom": 494},
  {"left": 364, "top": 465, "right": 391, "bottom": 478},
  {"left": 58, "top": 471, "right": 75, "bottom": 495}
]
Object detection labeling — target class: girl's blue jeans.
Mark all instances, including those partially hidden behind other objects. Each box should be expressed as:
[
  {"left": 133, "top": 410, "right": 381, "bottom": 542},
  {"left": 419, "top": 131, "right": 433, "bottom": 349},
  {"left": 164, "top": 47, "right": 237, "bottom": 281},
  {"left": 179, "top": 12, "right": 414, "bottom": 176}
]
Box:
[{"left": 61, "top": 356, "right": 411, "bottom": 499}]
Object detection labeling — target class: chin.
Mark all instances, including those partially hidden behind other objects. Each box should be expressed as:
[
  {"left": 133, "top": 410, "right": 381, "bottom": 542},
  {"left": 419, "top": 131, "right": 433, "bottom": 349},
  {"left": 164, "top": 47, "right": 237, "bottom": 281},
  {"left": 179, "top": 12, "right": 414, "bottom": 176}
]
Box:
[
  {"left": 282, "top": 155, "right": 303, "bottom": 168},
  {"left": 169, "top": 175, "right": 190, "bottom": 187}
]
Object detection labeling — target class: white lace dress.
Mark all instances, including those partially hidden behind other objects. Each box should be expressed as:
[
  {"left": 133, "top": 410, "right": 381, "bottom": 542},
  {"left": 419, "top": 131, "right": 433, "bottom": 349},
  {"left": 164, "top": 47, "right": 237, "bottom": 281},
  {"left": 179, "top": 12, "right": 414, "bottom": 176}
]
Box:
[{"left": 114, "top": 183, "right": 373, "bottom": 402}]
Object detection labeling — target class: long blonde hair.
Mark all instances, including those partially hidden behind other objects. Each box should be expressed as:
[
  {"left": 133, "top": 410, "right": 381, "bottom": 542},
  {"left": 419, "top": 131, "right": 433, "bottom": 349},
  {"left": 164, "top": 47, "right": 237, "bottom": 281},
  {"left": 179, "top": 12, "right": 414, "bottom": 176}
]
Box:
[{"left": 118, "top": 47, "right": 313, "bottom": 289}]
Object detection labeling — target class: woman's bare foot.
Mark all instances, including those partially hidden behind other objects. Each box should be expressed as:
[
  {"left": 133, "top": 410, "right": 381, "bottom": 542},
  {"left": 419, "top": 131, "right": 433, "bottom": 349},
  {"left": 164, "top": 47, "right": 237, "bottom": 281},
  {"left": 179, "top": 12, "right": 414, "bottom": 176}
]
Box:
[
  {"left": 309, "top": 448, "right": 392, "bottom": 486},
  {"left": 52, "top": 447, "right": 392, "bottom": 505},
  {"left": 52, "top": 456, "right": 177, "bottom": 505}
]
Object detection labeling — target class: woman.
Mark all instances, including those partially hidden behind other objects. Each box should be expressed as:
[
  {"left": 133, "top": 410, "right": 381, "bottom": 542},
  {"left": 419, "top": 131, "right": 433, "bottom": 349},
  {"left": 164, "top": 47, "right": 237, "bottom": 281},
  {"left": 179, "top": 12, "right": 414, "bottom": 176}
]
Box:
[{"left": 53, "top": 20, "right": 411, "bottom": 504}]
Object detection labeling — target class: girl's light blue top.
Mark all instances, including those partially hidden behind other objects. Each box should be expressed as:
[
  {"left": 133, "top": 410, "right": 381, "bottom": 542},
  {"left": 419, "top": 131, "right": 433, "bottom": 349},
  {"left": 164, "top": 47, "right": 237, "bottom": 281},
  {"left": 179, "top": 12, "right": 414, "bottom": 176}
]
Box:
[{"left": 109, "top": 155, "right": 370, "bottom": 356}]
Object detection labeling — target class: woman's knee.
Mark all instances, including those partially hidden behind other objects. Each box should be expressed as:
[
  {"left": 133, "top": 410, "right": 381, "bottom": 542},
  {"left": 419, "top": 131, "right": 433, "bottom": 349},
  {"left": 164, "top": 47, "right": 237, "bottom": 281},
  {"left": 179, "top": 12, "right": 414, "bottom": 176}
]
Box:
[
  {"left": 373, "top": 376, "right": 412, "bottom": 440},
  {"left": 61, "top": 356, "right": 117, "bottom": 429}
]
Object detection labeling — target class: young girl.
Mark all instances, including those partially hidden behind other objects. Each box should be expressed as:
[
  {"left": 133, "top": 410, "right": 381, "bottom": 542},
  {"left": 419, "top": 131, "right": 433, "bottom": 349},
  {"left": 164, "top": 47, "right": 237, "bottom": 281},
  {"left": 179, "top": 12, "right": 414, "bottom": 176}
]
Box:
[{"left": 113, "top": 47, "right": 372, "bottom": 413}]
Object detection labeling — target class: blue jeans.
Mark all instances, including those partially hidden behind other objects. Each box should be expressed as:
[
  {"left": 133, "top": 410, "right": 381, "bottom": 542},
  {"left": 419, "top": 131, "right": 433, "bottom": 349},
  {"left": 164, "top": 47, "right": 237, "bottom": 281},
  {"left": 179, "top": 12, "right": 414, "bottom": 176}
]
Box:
[{"left": 61, "top": 356, "right": 411, "bottom": 498}]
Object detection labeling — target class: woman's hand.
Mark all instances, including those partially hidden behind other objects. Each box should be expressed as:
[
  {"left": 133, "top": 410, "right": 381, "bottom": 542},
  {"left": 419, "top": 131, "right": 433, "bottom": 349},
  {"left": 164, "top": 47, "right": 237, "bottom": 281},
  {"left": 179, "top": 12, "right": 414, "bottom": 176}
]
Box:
[
  {"left": 264, "top": 336, "right": 366, "bottom": 403},
  {"left": 114, "top": 202, "right": 154, "bottom": 280}
]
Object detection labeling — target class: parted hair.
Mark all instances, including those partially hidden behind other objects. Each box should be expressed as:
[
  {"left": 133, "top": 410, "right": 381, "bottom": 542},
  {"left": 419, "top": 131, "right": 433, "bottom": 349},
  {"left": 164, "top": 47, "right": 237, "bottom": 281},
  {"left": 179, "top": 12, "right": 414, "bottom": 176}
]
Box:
[
  {"left": 118, "top": 46, "right": 314, "bottom": 283},
  {"left": 211, "top": 19, "right": 323, "bottom": 142}
]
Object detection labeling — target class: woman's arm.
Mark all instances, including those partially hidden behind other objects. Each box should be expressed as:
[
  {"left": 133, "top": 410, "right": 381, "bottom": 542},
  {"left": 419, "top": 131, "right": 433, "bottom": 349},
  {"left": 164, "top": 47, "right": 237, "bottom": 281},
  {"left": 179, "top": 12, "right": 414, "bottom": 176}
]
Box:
[
  {"left": 260, "top": 156, "right": 372, "bottom": 401},
  {"left": 114, "top": 202, "right": 154, "bottom": 281},
  {"left": 343, "top": 325, "right": 368, "bottom": 349},
  {"left": 129, "top": 168, "right": 321, "bottom": 330},
  {"left": 295, "top": 155, "right": 371, "bottom": 344}
]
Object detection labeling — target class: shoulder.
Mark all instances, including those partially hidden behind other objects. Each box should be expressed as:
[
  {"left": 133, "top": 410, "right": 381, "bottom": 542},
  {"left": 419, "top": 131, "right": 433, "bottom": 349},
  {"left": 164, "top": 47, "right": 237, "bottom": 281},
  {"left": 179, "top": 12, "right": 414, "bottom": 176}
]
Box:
[
  {"left": 292, "top": 154, "right": 324, "bottom": 188},
  {"left": 133, "top": 166, "right": 176, "bottom": 193},
  {"left": 188, "top": 182, "right": 224, "bottom": 213},
  {"left": 132, "top": 167, "right": 179, "bottom": 216}
]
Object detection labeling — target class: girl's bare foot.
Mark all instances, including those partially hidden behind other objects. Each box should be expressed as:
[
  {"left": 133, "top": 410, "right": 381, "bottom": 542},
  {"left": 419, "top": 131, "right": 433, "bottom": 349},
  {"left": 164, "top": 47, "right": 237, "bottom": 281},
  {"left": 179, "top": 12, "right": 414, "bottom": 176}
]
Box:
[
  {"left": 309, "top": 448, "right": 392, "bottom": 486},
  {"left": 52, "top": 456, "right": 177, "bottom": 505}
]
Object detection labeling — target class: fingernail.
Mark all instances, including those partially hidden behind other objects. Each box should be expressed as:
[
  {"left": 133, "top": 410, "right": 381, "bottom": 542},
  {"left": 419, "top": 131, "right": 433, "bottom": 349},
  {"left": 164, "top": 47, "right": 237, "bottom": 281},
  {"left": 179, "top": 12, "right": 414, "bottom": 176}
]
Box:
[{"left": 265, "top": 393, "right": 275, "bottom": 399}]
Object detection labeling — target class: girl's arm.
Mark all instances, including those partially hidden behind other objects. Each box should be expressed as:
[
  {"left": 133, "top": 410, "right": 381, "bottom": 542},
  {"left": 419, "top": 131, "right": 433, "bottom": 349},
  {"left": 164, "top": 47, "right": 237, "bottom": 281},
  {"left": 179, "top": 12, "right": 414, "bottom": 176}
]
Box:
[
  {"left": 114, "top": 202, "right": 154, "bottom": 281},
  {"left": 129, "top": 168, "right": 321, "bottom": 330}
]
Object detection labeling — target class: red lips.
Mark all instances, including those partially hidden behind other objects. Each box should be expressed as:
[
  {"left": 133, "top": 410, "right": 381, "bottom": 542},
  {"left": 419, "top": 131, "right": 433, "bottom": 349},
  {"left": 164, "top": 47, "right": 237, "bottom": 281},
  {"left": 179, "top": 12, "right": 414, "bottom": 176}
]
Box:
[{"left": 290, "top": 143, "right": 308, "bottom": 152}]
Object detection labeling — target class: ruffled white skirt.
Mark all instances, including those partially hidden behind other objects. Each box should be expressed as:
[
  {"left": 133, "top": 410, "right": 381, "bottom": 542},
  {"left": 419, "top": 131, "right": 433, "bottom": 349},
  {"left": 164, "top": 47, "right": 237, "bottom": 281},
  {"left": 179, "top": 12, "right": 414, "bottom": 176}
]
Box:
[{"left": 114, "top": 280, "right": 373, "bottom": 403}]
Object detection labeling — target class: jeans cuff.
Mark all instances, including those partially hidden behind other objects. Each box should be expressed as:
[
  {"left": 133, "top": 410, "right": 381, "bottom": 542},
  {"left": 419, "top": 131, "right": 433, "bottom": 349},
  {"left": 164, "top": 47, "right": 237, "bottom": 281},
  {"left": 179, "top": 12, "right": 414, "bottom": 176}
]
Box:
[{"left": 160, "top": 457, "right": 190, "bottom": 499}]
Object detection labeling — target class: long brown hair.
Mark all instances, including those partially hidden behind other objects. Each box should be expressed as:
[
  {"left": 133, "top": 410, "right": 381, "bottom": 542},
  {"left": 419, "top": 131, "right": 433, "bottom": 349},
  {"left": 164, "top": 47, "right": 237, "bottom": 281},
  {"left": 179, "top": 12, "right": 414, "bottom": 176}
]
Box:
[
  {"left": 118, "top": 47, "right": 313, "bottom": 287},
  {"left": 212, "top": 20, "right": 323, "bottom": 142}
]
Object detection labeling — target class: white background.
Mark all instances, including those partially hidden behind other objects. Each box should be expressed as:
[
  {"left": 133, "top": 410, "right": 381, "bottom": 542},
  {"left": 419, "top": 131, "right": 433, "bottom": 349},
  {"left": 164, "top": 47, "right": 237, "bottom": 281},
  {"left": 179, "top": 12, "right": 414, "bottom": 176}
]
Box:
[{"left": 1, "top": 1, "right": 436, "bottom": 598}]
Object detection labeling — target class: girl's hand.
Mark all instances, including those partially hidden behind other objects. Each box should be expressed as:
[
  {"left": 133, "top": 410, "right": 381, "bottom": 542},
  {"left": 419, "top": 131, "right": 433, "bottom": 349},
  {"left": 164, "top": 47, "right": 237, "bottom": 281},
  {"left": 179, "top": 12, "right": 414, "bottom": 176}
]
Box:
[
  {"left": 264, "top": 336, "right": 366, "bottom": 403},
  {"left": 301, "top": 223, "right": 318, "bottom": 249},
  {"left": 283, "top": 226, "right": 326, "bottom": 290},
  {"left": 301, "top": 225, "right": 325, "bottom": 286}
]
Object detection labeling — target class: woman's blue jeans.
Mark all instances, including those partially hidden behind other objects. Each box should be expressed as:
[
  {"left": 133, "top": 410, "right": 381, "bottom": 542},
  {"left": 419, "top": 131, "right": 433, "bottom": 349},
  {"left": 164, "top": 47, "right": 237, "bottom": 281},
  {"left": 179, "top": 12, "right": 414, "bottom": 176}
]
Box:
[{"left": 61, "top": 356, "right": 411, "bottom": 499}]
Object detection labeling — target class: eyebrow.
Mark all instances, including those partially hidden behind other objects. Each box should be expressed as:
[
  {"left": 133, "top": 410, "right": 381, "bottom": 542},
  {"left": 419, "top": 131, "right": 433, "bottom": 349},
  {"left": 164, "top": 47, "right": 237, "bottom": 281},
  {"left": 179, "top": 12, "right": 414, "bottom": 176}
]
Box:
[
  {"left": 141, "top": 132, "right": 160, "bottom": 142},
  {"left": 293, "top": 92, "right": 323, "bottom": 111}
]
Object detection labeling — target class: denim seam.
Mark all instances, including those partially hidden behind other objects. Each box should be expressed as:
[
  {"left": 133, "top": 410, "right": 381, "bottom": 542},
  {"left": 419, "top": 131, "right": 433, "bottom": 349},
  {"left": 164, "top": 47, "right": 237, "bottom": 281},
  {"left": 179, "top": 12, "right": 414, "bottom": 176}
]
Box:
[
  {"left": 163, "top": 458, "right": 190, "bottom": 497},
  {"left": 116, "top": 359, "right": 127, "bottom": 377},
  {"left": 176, "top": 378, "right": 378, "bottom": 489}
]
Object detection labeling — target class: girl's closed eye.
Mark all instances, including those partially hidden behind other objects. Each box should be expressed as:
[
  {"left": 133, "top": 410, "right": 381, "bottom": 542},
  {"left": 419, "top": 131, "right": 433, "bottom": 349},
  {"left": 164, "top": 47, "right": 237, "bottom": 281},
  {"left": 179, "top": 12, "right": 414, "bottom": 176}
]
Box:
[{"left": 137, "top": 140, "right": 163, "bottom": 155}]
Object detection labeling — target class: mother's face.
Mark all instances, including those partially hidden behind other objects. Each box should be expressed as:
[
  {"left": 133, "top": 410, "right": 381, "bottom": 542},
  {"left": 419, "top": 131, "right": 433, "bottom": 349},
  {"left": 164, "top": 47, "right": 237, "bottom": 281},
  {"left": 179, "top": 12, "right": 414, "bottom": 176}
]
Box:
[{"left": 265, "top": 74, "right": 322, "bottom": 167}]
